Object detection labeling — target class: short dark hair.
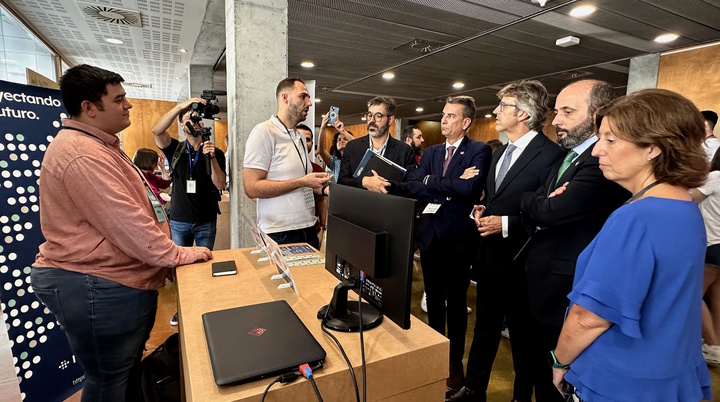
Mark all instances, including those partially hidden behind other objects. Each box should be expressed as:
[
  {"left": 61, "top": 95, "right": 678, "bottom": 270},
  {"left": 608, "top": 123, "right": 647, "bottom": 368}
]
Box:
[
  {"left": 595, "top": 88, "right": 707, "bottom": 188},
  {"left": 177, "top": 105, "right": 192, "bottom": 123},
  {"left": 702, "top": 110, "right": 718, "bottom": 132},
  {"left": 276, "top": 77, "right": 305, "bottom": 98},
  {"left": 446, "top": 95, "right": 477, "bottom": 127},
  {"left": 401, "top": 125, "right": 419, "bottom": 142},
  {"left": 60, "top": 64, "right": 124, "bottom": 117},
  {"left": 296, "top": 124, "right": 312, "bottom": 134},
  {"left": 367, "top": 96, "right": 396, "bottom": 116},
  {"left": 497, "top": 80, "right": 549, "bottom": 131},
  {"left": 132, "top": 148, "right": 159, "bottom": 171}
]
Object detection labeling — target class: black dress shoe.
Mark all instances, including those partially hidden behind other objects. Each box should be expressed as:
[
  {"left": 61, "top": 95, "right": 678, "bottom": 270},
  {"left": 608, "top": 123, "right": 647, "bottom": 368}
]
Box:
[{"left": 445, "top": 386, "right": 482, "bottom": 402}]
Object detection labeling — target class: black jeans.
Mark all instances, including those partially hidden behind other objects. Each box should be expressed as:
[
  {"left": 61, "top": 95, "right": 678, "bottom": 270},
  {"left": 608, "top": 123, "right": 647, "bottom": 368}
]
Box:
[
  {"left": 31, "top": 268, "right": 157, "bottom": 402},
  {"left": 268, "top": 225, "right": 319, "bottom": 249}
]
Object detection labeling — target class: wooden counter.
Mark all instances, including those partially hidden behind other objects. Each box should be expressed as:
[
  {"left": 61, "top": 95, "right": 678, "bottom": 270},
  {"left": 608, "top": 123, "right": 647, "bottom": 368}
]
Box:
[{"left": 176, "top": 248, "right": 449, "bottom": 401}]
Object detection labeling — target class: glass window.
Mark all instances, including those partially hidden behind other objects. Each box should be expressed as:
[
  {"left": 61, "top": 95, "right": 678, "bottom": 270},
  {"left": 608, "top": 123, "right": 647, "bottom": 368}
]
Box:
[{"left": 0, "top": 4, "right": 57, "bottom": 84}]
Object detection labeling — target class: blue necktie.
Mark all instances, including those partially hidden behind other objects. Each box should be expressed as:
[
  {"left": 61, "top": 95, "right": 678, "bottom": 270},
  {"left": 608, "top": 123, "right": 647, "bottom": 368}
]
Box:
[{"left": 496, "top": 144, "right": 517, "bottom": 186}]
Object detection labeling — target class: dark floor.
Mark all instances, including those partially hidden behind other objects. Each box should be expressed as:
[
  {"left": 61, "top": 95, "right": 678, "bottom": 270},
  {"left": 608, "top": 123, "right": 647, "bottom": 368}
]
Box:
[{"left": 65, "top": 258, "right": 720, "bottom": 401}]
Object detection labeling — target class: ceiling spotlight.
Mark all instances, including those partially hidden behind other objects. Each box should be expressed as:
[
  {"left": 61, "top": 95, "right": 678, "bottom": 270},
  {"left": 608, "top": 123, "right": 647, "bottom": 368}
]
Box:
[
  {"left": 485, "top": 114, "right": 492, "bottom": 118},
  {"left": 569, "top": 5, "right": 596, "bottom": 17},
  {"left": 416, "top": 107, "right": 424, "bottom": 112},
  {"left": 179, "top": 48, "right": 187, "bottom": 53},
  {"left": 314, "top": 98, "right": 321, "bottom": 103},
  {"left": 105, "top": 38, "right": 124, "bottom": 45},
  {"left": 382, "top": 72, "right": 395, "bottom": 80},
  {"left": 531, "top": 0, "right": 547, "bottom": 6},
  {"left": 300, "top": 61, "right": 315, "bottom": 68},
  {"left": 361, "top": 117, "right": 367, "bottom": 121},
  {"left": 655, "top": 33, "right": 679, "bottom": 43},
  {"left": 453, "top": 82, "right": 465, "bottom": 89}
]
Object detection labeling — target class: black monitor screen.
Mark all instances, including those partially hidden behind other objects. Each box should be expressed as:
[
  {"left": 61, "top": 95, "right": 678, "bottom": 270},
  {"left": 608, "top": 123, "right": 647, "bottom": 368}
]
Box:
[{"left": 324, "top": 183, "right": 416, "bottom": 330}]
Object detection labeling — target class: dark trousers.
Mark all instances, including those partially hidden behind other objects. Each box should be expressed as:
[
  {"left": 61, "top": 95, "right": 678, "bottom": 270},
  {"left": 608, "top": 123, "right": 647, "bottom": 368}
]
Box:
[
  {"left": 529, "top": 318, "right": 567, "bottom": 402},
  {"left": 268, "top": 225, "right": 320, "bottom": 249},
  {"left": 420, "top": 235, "right": 471, "bottom": 363},
  {"left": 465, "top": 263, "right": 534, "bottom": 401},
  {"left": 31, "top": 268, "right": 158, "bottom": 402}
]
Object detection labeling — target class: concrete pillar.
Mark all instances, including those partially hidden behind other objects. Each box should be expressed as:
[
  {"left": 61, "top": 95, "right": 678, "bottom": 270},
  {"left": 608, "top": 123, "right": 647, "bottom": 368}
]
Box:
[
  {"left": 186, "top": 64, "right": 216, "bottom": 142},
  {"left": 627, "top": 53, "right": 660, "bottom": 94},
  {"left": 225, "top": 0, "right": 288, "bottom": 248}
]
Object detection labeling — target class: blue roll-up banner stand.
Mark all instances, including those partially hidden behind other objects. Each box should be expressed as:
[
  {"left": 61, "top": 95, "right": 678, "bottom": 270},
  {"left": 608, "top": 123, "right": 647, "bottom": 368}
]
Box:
[{"left": 0, "top": 80, "right": 83, "bottom": 401}]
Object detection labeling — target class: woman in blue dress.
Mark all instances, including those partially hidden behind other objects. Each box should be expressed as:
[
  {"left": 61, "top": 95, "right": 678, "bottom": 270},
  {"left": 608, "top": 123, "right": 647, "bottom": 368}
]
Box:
[{"left": 551, "top": 89, "right": 713, "bottom": 401}]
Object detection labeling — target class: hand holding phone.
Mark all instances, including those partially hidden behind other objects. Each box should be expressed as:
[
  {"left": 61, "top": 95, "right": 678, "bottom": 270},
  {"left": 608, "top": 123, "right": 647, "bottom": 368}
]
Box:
[{"left": 328, "top": 106, "right": 339, "bottom": 125}]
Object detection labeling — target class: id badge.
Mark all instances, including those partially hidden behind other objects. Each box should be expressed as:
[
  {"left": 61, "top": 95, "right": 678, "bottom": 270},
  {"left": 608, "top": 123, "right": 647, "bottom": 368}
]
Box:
[
  {"left": 422, "top": 203, "right": 441, "bottom": 214},
  {"left": 146, "top": 189, "right": 166, "bottom": 222},
  {"left": 186, "top": 180, "right": 197, "bottom": 194}
]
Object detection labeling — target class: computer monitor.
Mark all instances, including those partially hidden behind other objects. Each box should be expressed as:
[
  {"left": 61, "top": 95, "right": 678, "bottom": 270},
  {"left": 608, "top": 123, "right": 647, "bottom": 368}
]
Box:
[{"left": 320, "top": 183, "right": 416, "bottom": 331}]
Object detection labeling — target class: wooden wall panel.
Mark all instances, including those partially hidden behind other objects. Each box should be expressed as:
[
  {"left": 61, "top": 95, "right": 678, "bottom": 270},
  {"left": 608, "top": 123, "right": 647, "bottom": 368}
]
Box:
[
  {"left": 214, "top": 120, "right": 228, "bottom": 152},
  {"left": 123, "top": 98, "right": 179, "bottom": 159},
  {"left": 658, "top": 45, "right": 720, "bottom": 135}
]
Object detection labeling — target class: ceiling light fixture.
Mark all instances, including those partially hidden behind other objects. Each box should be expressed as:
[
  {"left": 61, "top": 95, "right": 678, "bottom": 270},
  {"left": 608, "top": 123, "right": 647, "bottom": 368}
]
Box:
[
  {"left": 569, "top": 5, "right": 596, "bottom": 17},
  {"left": 361, "top": 117, "right": 367, "bottom": 121},
  {"left": 300, "top": 61, "right": 315, "bottom": 68},
  {"left": 314, "top": 99, "right": 321, "bottom": 103},
  {"left": 485, "top": 114, "right": 492, "bottom": 118},
  {"left": 453, "top": 82, "right": 465, "bottom": 89},
  {"left": 105, "top": 38, "right": 124, "bottom": 44},
  {"left": 531, "top": 0, "right": 547, "bottom": 6},
  {"left": 416, "top": 107, "right": 424, "bottom": 112},
  {"left": 382, "top": 72, "right": 395, "bottom": 80},
  {"left": 655, "top": 33, "right": 679, "bottom": 43},
  {"left": 179, "top": 48, "right": 187, "bottom": 53}
]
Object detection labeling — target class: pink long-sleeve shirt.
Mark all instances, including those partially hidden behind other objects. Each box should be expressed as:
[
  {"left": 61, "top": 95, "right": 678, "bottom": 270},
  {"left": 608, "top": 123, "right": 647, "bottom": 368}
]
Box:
[{"left": 34, "top": 118, "right": 196, "bottom": 290}]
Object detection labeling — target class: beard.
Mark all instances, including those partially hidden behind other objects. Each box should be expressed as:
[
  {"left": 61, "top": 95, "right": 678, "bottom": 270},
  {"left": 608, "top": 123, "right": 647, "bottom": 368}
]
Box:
[
  {"left": 556, "top": 115, "right": 594, "bottom": 151},
  {"left": 368, "top": 121, "right": 390, "bottom": 138},
  {"left": 288, "top": 102, "right": 307, "bottom": 124}
]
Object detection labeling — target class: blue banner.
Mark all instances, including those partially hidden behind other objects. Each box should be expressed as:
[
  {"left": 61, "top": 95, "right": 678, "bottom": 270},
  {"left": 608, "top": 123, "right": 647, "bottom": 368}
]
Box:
[{"left": 0, "top": 80, "right": 83, "bottom": 401}]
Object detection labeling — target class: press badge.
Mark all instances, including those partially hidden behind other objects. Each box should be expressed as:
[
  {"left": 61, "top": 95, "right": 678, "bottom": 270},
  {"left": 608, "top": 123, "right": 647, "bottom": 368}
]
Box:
[
  {"left": 422, "top": 203, "right": 441, "bottom": 214},
  {"left": 146, "top": 189, "right": 166, "bottom": 222},
  {"left": 186, "top": 180, "right": 197, "bottom": 194}
]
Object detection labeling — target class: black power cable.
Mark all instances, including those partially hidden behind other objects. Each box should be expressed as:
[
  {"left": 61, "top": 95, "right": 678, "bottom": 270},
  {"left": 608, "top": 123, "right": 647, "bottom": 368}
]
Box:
[
  {"left": 300, "top": 363, "right": 324, "bottom": 402},
  {"left": 321, "top": 288, "right": 361, "bottom": 402},
  {"left": 359, "top": 272, "right": 367, "bottom": 402}
]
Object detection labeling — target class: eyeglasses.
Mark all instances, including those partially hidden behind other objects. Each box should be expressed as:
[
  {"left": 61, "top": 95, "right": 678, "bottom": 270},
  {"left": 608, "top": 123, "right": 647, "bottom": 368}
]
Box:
[
  {"left": 365, "top": 112, "right": 390, "bottom": 122},
  {"left": 497, "top": 101, "right": 518, "bottom": 112}
]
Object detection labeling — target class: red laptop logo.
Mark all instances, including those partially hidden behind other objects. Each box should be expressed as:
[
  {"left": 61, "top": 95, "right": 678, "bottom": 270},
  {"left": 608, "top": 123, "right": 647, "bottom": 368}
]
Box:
[{"left": 248, "top": 327, "right": 266, "bottom": 336}]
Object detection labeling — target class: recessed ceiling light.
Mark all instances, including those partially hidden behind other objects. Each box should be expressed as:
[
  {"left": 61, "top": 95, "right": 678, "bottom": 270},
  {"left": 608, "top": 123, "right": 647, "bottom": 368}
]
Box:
[
  {"left": 569, "top": 5, "right": 596, "bottom": 17},
  {"left": 105, "top": 38, "right": 124, "bottom": 45},
  {"left": 655, "top": 33, "right": 679, "bottom": 43},
  {"left": 361, "top": 117, "right": 367, "bottom": 121},
  {"left": 453, "top": 82, "right": 465, "bottom": 89},
  {"left": 416, "top": 107, "right": 424, "bottom": 112},
  {"left": 174, "top": 76, "right": 180, "bottom": 80},
  {"left": 300, "top": 61, "right": 315, "bottom": 68},
  {"left": 382, "top": 72, "right": 395, "bottom": 80},
  {"left": 314, "top": 99, "right": 321, "bottom": 103},
  {"left": 485, "top": 114, "right": 492, "bottom": 118},
  {"left": 179, "top": 48, "right": 187, "bottom": 53}
]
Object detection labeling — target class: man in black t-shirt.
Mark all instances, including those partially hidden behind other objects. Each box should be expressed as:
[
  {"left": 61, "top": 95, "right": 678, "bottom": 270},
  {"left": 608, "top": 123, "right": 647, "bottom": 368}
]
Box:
[{"left": 153, "top": 97, "right": 226, "bottom": 251}]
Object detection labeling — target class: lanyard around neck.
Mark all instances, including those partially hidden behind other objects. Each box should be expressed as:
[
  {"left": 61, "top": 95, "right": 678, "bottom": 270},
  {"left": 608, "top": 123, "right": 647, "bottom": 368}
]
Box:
[
  {"left": 275, "top": 115, "right": 308, "bottom": 173},
  {"left": 624, "top": 181, "right": 659, "bottom": 205},
  {"left": 186, "top": 140, "right": 200, "bottom": 178}
]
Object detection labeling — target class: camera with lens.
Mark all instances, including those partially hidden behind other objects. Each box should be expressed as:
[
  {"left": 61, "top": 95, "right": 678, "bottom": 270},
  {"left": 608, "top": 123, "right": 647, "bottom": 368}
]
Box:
[{"left": 185, "top": 89, "right": 226, "bottom": 174}]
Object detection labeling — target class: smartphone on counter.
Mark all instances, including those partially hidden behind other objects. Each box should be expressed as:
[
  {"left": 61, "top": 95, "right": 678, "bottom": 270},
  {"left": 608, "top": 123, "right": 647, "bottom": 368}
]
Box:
[
  {"left": 211, "top": 260, "right": 237, "bottom": 277},
  {"left": 328, "top": 106, "right": 339, "bottom": 125}
]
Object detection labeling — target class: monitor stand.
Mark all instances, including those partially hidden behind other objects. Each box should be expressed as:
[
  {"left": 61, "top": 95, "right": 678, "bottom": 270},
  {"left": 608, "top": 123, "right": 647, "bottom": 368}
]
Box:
[{"left": 317, "top": 279, "right": 383, "bottom": 332}]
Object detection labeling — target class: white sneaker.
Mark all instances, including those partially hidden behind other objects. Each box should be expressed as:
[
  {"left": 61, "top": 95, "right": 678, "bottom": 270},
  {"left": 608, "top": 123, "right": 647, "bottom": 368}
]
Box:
[
  {"left": 702, "top": 343, "right": 720, "bottom": 365},
  {"left": 421, "top": 292, "right": 428, "bottom": 312}
]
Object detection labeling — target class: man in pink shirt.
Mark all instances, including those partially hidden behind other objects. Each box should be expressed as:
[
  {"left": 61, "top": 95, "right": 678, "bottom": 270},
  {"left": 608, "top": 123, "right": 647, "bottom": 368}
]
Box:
[{"left": 32, "top": 64, "right": 212, "bottom": 401}]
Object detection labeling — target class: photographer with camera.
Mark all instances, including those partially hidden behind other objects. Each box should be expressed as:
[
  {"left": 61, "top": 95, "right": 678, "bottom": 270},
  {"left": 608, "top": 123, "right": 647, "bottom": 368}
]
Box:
[{"left": 152, "top": 97, "right": 226, "bottom": 325}]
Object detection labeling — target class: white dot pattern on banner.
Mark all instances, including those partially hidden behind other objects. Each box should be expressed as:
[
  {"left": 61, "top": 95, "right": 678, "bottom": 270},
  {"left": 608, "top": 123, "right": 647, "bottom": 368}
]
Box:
[{"left": 1, "top": 121, "right": 68, "bottom": 395}]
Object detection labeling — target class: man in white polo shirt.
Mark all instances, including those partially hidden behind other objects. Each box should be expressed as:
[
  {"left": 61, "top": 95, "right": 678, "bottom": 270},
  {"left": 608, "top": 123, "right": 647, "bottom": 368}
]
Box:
[{"left": 243, "top": 77, "right": 329, "bottom": 248}]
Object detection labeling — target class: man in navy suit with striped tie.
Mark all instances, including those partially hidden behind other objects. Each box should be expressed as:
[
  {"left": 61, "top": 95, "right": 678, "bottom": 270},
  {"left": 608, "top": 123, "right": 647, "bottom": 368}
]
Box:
[{"left": 407, "top": 95, "right": 492, "bottom": 396}]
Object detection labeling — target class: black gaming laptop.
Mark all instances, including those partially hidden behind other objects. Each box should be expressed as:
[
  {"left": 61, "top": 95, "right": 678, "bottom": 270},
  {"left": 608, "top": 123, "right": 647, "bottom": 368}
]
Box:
[{"left": 202, "top": 300, "right": 326, "bottom": 386}]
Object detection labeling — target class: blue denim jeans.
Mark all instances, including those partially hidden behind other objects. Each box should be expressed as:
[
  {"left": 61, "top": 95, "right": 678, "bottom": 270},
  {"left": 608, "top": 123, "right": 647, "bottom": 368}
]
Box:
[
  {"left": 30, "top": 268, "right": 158, "bottom": 402},
  {"left": 169, "top": 219, "right": 217, "bottom": 250}
]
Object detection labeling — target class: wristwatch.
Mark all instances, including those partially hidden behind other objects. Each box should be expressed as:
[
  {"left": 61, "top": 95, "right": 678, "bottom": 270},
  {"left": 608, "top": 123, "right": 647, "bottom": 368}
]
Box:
[{"left": 547, "top": 350, "right": 570, "bottom": 370}]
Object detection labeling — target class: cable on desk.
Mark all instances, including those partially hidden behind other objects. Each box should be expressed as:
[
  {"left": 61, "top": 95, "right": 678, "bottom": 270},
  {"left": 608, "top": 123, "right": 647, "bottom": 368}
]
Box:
[
  {"left": 260, "top": 372, "right": 301, "bottom": 401},
  {"left": 300, "top": 363, "right": 324, "bottom": 402},
  {"left": 321, "top": 293, "right": 361, "bottom": 402},
  {"left": 359, "top": 271, "right": 367, "bottom": 402}
]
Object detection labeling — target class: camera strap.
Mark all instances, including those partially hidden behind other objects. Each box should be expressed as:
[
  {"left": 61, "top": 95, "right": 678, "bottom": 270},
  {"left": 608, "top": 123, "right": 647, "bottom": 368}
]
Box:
[{"left": 168, "top": 140, "right": 185, "bottom": 176}]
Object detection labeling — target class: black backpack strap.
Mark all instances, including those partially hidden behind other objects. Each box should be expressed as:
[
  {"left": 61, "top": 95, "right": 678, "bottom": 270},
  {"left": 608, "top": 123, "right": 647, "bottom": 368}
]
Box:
[{"left": 168, "top": 140, "right": 185, "bottom": 176}]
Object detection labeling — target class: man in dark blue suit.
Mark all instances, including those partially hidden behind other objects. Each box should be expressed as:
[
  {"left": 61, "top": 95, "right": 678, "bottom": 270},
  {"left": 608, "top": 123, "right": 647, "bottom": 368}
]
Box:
[
  {"left": 519, "top": 80, "right": 628, "bottom": 402},
  {"left": 448, "top": 80, "right": 565, "bottom": 402},
  {"left": 407, "top": 96, "right": 492, "bottom": 395}
]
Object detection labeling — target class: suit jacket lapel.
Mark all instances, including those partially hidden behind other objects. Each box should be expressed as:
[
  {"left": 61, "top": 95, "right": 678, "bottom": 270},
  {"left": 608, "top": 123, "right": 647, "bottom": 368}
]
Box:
[
  {"left": 495, "top": 133, "right": 545, "bottom": 196},
  {"left": 554, "top": 144, "right": 594, "bottom": 189}
]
